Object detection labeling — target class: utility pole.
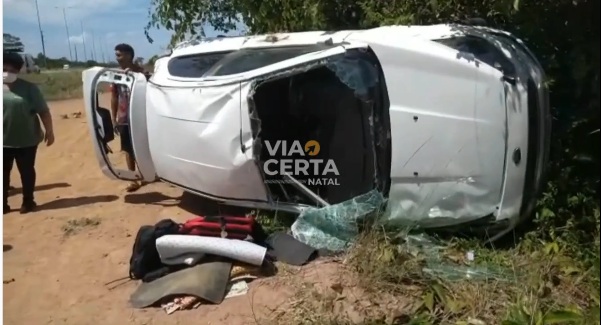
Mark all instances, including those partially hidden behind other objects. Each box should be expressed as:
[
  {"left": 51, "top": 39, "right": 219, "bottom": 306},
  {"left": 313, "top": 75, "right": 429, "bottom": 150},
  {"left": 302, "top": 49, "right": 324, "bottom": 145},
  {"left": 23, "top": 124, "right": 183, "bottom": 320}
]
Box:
[
  {"left": 90, "top": 30, "right": 97, "bottom": 62},
  {"left": 34, "top": 0, "right": 47, "bottom": 68},
  {"left": 80, "top": 21, "right": 88, "bottom": 61},
  {"left": 103, "top": 41, "right": 111, "bottom": 63},
  {"left": 56, "top": 6, "right": 74, "bottom": 61},
  {"left": 100, "top": 39, "right": 106, "bottom": 63},
  {"left": 74, "top": 44, "right": 79, "bottom": 62}
]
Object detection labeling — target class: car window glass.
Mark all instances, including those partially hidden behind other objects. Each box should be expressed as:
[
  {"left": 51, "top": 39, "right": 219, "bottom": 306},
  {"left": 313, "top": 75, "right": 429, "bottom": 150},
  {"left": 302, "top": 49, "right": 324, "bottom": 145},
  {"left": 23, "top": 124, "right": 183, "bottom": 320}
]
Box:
[
  {"left": 202, "top": 45, "right": 331, "bottom": 77},
  {"left": 167, "top": 52, "right": 233, "bottom": 78},
  {"left": 434, "top": 36, "right": 516, "bottom": 76},
  {"left": 490, "top": 33, "right": 541, "bottom": 67}
]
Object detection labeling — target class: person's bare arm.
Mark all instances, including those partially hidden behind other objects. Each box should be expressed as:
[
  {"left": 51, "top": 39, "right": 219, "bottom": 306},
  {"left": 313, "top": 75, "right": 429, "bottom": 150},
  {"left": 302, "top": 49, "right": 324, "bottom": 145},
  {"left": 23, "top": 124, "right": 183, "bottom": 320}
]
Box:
[
  {"left": 31, "top": 84, "right": 54, "bottom": 146},
  {"left": 39, "top": 111, "right": 54, "bottom": 143}
]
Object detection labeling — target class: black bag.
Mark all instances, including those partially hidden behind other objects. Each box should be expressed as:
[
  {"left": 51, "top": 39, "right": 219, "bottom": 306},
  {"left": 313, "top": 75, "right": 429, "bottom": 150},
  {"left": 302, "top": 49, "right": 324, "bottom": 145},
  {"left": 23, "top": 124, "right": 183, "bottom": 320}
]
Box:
[{"left": 129, "top": 219, "right": 180, "bottom": 281}]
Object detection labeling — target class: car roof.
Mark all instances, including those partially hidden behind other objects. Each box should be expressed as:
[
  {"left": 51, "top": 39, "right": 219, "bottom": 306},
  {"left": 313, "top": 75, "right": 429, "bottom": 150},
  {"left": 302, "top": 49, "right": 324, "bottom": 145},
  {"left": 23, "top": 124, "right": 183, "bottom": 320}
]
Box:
[
  {"left": 170, "top": 30, "right": 355, "bottom": 57},
  {"left": 168, "top": 24, "right": 513, "bottom": 59}
]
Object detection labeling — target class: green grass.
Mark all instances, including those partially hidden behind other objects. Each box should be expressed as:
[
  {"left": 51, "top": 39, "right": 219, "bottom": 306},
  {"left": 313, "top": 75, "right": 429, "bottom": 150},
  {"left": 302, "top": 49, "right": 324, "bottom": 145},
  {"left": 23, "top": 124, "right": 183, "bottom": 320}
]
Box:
[
  {"left": 20, "top": 70, "right": 84, "bottom": 101},
  {"left": 256, "top": 204, "right": 600, "bottom": 325},
  {"left": 348, "top": 232, "right": 598, "bottom": 324}
]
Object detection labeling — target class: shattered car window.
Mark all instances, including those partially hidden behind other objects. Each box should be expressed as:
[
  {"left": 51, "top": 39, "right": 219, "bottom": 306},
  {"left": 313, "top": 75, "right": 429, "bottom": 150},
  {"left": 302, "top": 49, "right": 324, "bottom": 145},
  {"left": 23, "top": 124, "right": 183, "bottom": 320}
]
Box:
[
  {"left": 202, "top": 45, "right": 332, "bottom": 77},
  {"left": 326, "top": 58, "right": 379, "bottom": 98},
  {"left": 167, "top": 51, "right": 233, "bottom": 78},
  {"left": 434, "top": 36, "right": 516, "bottom": 77}
]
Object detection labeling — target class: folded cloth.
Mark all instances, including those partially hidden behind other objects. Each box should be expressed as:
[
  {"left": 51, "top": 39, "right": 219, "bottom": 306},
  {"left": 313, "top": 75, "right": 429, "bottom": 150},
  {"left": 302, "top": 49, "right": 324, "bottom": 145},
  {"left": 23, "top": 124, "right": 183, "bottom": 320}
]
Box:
[
  {"left": 225, "top": 281, "right": 249, "bottom": 299},
  {"left": 180, "top": 216, "right": 256, "bottom": 240},
  {"left": 130, "top": 259, "right": 232, "bottom": 308},
  {"left": 161, "top": 296, "right": 201, "bottom": 314}
]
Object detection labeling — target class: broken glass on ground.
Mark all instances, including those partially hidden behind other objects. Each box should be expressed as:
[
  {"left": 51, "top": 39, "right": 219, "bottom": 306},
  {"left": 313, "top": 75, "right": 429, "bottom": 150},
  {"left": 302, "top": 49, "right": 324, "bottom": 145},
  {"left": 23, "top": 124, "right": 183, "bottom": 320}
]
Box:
[
  {"left": 291, "top": 190, "right": 385, "bottom": 252},
  {"left": 290, "top": 189, "right": 512, "bottom": 282},
  {"left": 400, "top": 233, "right": 514, "bottom": 282}
]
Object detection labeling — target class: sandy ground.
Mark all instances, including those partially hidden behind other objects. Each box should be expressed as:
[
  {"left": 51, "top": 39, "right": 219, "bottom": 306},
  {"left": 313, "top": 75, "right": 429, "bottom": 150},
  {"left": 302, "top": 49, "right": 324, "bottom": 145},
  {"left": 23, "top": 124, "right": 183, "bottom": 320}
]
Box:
[
  {"left": 3, "top": 97, "right": 343, "bottom": 325},
  {"left": 3, "top": 100, "right": 290, "bottom": 325}
]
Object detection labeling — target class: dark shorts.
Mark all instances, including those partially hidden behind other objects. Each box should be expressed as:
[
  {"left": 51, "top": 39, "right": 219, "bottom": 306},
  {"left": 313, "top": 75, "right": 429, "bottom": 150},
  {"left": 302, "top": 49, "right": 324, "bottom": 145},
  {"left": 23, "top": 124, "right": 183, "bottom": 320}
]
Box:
[{"left": 116, "top": 125, "right": 134, "bottom": 156}]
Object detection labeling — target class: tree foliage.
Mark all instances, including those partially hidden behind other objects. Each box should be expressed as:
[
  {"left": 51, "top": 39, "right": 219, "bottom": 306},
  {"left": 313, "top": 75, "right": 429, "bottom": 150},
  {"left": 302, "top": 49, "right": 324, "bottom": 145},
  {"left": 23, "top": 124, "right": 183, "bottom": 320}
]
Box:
[
  {"left": 3, "top": 33, "right": 25, "bottom": 52},
  {"left": 146, "top": 0, "right": 600, "bottom": 248}
]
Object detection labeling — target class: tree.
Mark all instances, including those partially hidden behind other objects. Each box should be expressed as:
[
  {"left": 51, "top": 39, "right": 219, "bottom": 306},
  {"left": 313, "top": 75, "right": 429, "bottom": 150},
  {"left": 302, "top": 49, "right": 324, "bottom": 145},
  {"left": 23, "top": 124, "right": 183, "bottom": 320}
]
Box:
[
  {"left": 3, "top": 33, "right": 25, "bottom": 52},
  {"left": 144, "top": 0, "right": 363, "bottom": 44},
  {"left": 147, "top": 55, "right": 159, "bottom": 65}
]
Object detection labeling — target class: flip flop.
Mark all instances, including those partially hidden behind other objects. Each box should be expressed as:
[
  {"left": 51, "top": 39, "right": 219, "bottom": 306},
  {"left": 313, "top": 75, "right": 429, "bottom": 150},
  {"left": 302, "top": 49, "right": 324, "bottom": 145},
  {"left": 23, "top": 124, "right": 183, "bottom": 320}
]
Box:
[{"left": 125, "top": 182, "right": 141, "bottom": 192}]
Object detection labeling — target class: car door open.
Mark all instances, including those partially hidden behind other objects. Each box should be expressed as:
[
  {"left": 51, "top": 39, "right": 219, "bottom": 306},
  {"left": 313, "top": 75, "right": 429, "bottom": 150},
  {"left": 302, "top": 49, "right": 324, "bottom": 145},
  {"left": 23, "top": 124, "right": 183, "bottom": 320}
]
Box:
[{"left": 82, "top": 67, "right": 156, "bottom": 182}]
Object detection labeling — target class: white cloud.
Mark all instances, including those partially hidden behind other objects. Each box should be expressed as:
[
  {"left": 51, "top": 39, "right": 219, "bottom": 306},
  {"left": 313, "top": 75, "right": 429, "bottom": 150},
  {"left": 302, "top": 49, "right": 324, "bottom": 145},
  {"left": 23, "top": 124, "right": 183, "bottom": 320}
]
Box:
[
  {"left": 68, "top": 32, "right": 89, "bottom": 44},
  {"left": 3, "top": 0, "right": 125, "bottom": 25}
]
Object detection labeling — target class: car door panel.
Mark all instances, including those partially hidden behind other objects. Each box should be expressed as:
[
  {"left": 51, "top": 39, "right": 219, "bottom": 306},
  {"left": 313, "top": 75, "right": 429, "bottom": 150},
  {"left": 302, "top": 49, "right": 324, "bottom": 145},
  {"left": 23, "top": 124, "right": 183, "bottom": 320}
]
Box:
[{"left": 82, "top": 67, "right": 156, "bottom": 182}]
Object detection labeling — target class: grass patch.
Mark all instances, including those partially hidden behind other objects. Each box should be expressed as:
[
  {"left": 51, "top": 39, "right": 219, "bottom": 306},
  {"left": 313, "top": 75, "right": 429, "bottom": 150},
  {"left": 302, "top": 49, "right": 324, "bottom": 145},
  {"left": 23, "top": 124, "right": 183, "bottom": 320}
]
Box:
[
  {"left": 261, "top": 224, "right": 599, "bottom": 324},
  {"left": 312, "top": 230, "right": 599, "bottom": 325},
  {"left": 21, "top": 71, "right": 84, "bottom": 101},
  {"left": 61, "top": 217, "right": 101, "bottom": 236}
]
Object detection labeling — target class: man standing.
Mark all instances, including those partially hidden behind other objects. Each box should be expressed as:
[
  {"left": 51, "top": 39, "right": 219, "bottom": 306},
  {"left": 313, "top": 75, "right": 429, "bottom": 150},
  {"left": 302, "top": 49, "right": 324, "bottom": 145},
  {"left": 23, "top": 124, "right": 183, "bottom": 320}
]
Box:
[
  {"left": 112, "top": 43, "right": 147, "bottom": 192},
  {"left": 3, "top": 52, "right": 55, "bottom": 214}
]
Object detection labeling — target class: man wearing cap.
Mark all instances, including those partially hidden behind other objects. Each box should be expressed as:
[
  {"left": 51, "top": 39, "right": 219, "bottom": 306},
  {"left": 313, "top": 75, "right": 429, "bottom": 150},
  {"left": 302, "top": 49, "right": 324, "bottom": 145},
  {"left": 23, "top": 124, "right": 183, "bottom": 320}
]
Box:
[{"left": 3, "top": 52, "right": 55, "bottom": 214}]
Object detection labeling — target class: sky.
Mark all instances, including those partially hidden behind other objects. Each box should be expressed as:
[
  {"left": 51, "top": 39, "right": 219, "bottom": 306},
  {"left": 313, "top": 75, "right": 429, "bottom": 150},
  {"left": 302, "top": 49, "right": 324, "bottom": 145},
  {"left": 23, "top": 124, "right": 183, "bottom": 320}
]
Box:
[{"left": 3, "top": 0, "right": 241, "bottom": 62}]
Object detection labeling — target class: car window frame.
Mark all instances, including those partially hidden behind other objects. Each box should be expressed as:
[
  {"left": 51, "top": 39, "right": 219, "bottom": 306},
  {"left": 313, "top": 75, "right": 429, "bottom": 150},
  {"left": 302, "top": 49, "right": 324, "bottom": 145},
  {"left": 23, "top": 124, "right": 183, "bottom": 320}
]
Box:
[
  {"left": 201, "top": 44, "right": 334, "bottom": 78},
  {"left": 166, "top": 44, "right": 336, "bottom": 80},
  {"left": 434, "top": 35, "right": 517, "bottom": 78}
]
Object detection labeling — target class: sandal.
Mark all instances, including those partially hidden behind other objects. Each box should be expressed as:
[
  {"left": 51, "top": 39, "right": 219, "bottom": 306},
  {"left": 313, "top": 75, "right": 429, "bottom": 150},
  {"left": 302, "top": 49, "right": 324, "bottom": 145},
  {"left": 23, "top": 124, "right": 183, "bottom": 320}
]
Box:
[{"left": 125, "top": 182, "right": 142, "bottom": 192}]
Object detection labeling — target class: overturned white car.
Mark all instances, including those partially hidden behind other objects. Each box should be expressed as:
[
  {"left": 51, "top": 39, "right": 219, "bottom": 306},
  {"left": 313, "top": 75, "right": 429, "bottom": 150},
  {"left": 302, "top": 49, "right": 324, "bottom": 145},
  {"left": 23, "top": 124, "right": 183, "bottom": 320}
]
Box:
[{"left": 83, "top": 24, "right": 551, "bottom": 238}]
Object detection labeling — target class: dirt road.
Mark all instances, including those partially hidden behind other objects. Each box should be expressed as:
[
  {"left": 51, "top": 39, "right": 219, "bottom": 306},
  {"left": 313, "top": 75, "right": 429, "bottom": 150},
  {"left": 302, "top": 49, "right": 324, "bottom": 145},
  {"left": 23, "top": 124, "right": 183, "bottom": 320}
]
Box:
[{"left": 3, "top": 98, "right": 315, "bottom": 325}]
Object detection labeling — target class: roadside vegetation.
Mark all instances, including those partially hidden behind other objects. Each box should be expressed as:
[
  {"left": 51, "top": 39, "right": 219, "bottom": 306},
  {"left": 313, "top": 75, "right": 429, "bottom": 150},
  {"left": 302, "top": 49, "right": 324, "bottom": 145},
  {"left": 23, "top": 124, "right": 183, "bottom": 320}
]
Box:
[
  {"left": 21, "top": 70, "right": 113, "bottom": 101},
  {"left": 20, "top": 70, "right": 84, "bottom": 101},
  {"left": 147, "top": 0, "right": 599, "bottom": 323}
]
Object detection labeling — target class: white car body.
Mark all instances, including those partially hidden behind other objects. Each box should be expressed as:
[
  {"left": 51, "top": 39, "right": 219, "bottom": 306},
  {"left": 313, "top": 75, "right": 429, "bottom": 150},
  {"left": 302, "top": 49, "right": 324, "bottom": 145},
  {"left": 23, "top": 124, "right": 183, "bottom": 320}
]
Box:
[
  {"left": 19, "top": 53, "right": 40, "bottom": 74},
  {"left": 82, "top": 24, "right": 551, "bottom": 238}
]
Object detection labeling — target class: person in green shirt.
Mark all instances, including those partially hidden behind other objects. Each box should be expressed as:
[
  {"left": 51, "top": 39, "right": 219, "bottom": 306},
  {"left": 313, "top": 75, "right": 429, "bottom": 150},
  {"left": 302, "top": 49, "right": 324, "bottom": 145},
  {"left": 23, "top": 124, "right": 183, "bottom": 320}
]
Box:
[{"left": 3, "top": 52, "right": 55, "bottom": 214}]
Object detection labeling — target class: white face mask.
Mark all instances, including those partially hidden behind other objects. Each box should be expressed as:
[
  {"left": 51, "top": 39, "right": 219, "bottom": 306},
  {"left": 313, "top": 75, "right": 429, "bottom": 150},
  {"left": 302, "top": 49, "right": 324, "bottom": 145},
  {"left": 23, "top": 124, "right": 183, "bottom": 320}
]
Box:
[{"left": 3, "top": 72, "right": 18, "bottom": 84}]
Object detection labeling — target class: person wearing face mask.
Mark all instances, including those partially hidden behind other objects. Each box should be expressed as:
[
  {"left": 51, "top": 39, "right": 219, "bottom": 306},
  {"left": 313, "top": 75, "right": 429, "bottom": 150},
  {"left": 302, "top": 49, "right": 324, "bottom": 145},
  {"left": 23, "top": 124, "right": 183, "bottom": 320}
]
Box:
[{"left": 3, "top": 52, "right": 55, "bottom": 214}]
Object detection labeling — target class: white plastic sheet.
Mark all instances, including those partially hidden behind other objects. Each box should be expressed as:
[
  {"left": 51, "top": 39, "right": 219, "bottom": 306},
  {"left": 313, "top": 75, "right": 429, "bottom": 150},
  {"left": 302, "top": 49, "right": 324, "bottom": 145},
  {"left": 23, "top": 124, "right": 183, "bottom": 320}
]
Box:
[{"left": 156, "top": 235, "right": 267, "bottom": 266}]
